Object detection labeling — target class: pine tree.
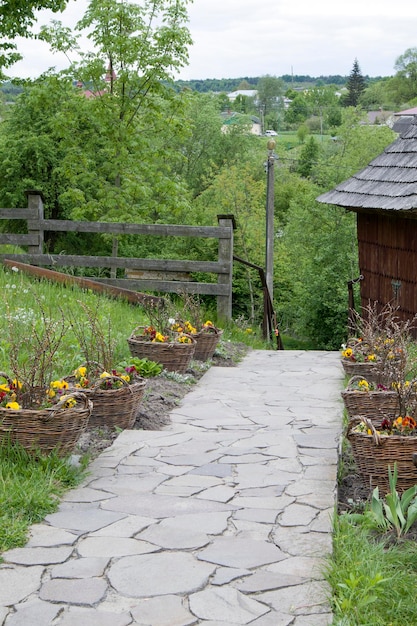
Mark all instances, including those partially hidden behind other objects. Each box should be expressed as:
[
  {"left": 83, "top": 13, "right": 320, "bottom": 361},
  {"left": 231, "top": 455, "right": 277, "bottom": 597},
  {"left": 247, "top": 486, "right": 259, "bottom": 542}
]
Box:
[{"left": 344, "top": 59, "right": 366, "bottom": 106}]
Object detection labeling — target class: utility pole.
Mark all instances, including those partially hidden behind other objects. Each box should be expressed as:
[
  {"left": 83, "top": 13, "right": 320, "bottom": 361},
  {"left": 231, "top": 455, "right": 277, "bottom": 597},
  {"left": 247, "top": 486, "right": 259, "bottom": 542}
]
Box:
[{"left": 265, "top": 139, "right": 276, "bottom": 301}]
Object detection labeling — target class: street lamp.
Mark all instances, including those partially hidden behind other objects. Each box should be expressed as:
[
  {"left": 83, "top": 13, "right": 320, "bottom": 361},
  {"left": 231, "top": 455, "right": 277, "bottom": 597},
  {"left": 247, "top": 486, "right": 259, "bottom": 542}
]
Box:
[{"left": 265, "top": 139, "right": 276, "bottom": 301}]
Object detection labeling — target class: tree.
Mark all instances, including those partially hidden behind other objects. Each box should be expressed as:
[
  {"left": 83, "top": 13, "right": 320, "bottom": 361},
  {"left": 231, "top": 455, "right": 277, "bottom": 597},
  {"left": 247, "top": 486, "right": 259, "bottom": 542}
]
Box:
[
  {"left": 278, "top": 186, "right": 358, "bottom": 348},
  {"left": 0, "top": 1, "right": 69, "bottom": 75},
  {"left": 304, "top": 86, "right": 340, "bottom": 134},
  {"left": 297, "top": 136, "right": 319, "bottom": 178},
  {"left": 386, "top": 48, "right": 417, "bottom": 104},
  {"left": 37, "top": 0, "right": 193, "bottom": 224},
  {"left": 194, "top": 161, "right": 267, "bottom": 322},
  {"left": 284, "top": 94, "right": 309, "bottom": 126},
  {"left": 343, "top": 59, "right": 366, "bottom": 107},
  {"left": 256, "top": 75, "right": 285, "bottom": 129}
]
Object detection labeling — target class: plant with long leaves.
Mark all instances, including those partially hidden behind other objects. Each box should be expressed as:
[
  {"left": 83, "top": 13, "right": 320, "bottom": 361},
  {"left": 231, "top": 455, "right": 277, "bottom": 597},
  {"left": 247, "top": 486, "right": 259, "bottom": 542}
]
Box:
[{"left": 346, "top": 463, "right": 417, "bottom": 539}]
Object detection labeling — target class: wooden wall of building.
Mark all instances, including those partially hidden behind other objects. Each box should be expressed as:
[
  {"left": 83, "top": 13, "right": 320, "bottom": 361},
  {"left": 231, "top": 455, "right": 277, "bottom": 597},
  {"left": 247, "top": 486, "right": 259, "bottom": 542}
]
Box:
[{"left": 357, "top": 212, "right": 417, "bottom": 325}]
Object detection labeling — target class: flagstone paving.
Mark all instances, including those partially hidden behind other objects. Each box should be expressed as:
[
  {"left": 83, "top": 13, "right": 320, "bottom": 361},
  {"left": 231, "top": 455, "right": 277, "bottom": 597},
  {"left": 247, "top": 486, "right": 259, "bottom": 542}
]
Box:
[{"left": 0, "top": 350, "right": 343, "bottom": 625}]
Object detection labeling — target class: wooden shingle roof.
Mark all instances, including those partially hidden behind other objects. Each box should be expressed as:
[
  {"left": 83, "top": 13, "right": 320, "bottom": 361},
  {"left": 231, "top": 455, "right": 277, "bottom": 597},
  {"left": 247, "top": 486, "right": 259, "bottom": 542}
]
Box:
[{"left": 317, "top": 118, "right": 417, "bottom": 212}]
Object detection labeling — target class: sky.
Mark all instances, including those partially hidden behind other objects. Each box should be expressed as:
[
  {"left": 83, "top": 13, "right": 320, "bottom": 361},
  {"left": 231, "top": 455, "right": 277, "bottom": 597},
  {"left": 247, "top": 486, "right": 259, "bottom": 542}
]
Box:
[{"left": 9, "top": 0, "right": 417, "bottom": 81}]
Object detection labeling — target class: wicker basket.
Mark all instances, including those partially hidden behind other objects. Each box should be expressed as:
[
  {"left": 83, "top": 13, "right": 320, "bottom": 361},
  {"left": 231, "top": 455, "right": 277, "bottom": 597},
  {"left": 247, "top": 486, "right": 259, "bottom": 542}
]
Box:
[
  {"left": 79, "top": 376, "right": 147, "bottom": 430},
  {"left": 0, "top": 391, "right": 92, "bottom": 456},
  {"left": 193, "top": 328, "right": 223, "bottom": 361},
  {"left": 347, "top": 416, "right": 417, "bottom": 495},
  {"left": 341, "top": 359, "right": 383, "bottom": 384},
  {"left": 341, "top": 376, "right": 400, "bottom": 423},
  {"left": 127, "top": 327, "right": 195, "bottom": 373}
]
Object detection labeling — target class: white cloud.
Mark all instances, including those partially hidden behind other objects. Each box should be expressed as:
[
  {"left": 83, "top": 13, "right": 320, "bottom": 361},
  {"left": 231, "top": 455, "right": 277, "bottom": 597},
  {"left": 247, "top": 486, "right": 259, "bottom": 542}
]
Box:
[{"left": 8, "top": 0, "right": 417, "bottom": 81}]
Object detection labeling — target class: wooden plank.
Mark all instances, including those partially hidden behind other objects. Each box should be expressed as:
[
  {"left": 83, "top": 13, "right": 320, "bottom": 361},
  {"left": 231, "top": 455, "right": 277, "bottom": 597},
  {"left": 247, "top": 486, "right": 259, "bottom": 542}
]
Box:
[
  {"left": 0, "top": 209, "right": 37, "bottom": 218},
  {"left": 0, "top": 253, "right": 227, "bottom": 273},
  {"left": 126, "top": 269, "right": 192, "bottom": 281},
  {"left": 0, "top": 234, "right": 38, "bottom": 245},
  {"left": 40, "top": 219, "right": 230, "bottom": 239},
  {"left": 93, "top": 277, "right": 228, "bottom": 296},
  {"left": 2, "top": 259, "right": 164, "bottom": 306}
]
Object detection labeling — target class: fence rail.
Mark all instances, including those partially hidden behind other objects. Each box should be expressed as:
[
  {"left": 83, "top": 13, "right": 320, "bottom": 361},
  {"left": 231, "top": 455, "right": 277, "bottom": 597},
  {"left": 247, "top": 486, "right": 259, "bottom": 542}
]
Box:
[{"left": 0, "top": 192, "right": 235, "bottom": 319}]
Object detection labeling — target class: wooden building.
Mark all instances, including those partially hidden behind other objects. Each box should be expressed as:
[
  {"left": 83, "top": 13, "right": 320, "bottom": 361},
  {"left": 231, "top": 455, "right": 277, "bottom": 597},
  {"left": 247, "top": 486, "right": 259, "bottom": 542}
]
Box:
[{"left": 317, "top": 117, "right": 417, "bottom": 326}]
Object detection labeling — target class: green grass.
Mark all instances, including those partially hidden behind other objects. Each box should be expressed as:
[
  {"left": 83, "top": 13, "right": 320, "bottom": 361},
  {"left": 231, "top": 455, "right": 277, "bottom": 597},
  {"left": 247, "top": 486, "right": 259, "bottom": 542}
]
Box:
[
  {"left": 0, "top": 437, "right": 86, "bottom": 554},
  {"left": 327, "top": 514, "right": 417, "bottom": 625}
]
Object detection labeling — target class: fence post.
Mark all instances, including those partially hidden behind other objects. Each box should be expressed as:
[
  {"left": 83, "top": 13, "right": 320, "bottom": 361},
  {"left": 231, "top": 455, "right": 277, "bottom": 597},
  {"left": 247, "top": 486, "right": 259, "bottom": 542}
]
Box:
[
  {"left": 217, "top": 214, "right": 235, "bottom": 321},
  {"left": 26, "top": 190, "right": 44, "bottom": 254}
]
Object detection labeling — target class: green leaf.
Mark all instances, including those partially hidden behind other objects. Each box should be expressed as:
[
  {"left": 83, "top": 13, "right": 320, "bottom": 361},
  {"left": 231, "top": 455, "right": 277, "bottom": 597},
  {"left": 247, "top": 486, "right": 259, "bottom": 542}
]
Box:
[{"left": 404, "top": 499, "right": 417, "bottom": 534}]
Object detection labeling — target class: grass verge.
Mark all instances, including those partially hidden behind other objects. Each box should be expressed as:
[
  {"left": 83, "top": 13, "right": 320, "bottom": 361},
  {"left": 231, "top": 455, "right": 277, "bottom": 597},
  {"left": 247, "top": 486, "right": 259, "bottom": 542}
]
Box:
[
  {"left": 327, "top": 513, "right": 417, "bottom": 625},
  {"left": 0, "top": 437, "right": 87, "bottom": 556}
]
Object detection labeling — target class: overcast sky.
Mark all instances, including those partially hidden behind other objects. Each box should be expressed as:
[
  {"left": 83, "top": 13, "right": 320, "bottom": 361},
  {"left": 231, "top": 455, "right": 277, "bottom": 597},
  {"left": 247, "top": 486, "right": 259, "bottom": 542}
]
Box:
[{"left": 10, "top": 0, "right": 417, "bottom": 81}]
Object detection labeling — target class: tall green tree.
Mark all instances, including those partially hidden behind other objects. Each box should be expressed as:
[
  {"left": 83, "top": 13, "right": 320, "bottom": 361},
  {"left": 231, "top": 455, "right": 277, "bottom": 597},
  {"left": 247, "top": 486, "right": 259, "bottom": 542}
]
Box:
[
  {"left": 194, "top": 160, "right": 267, "bottom": 322},
  {"left": 297, "top": 136, "right": 319, "bottom": 178},
  {"left": 256, "top": 75, "right": 285, "bottom": 130},
  {"left": 343, "top": 59, "right": 366, "bottom": 107},
  {"left": 37, "top": 0, "right": 193, "bottom": 223},
  {"left": 278, "top": 184, "right": 358, "bottom": 348},
  {"left": 305, "top": 86, "right": 341, "bottom": 134}
]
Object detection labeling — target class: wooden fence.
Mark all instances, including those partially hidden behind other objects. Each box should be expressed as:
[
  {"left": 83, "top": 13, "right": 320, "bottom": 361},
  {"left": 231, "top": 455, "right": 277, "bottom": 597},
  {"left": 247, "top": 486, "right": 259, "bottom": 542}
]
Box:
[{"left": 0, "top": 192, "right": 235, "bottom": 320}]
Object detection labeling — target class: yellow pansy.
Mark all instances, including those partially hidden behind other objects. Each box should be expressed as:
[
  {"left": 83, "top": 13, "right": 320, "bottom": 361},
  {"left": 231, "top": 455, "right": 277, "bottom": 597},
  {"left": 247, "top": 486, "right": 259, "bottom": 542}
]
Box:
[
  {"left": 5, "top": 401, "right": 21, "bottom": 410},
  {"left": 60, "top": 395, "right": 76, "bottom": 409}
]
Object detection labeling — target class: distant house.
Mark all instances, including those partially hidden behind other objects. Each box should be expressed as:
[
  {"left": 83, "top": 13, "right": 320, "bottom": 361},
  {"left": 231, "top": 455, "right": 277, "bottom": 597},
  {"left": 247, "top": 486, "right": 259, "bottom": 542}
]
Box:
[
  {"left": 227, "top": 89, "right": 258, "bottom": 102},
  {"left": 364, "top": 110, "right": 394, "bottom": 126},
  {"left": 317, "top": 118, "right": 417, "bottom": 328},
  {"left": 221, "top": 113, "right": 262, "bottom": 136}
]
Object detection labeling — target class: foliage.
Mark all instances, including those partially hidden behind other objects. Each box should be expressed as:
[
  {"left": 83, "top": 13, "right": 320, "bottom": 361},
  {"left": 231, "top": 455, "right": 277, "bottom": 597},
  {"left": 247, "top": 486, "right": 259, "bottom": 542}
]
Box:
[
  {"left": 0, "top": 437, "right": 85, "bottom": 554},
  {"left": 328, "top": 513, "right": 417, "bottom": 624},
  {"left": 312, "top": 108, "right": 395, "bottom": 187},
  {"left": 4, "top": 288, "right": 68, "bottom": 405},
  {"left": 344, "top": 464, "right": 417, "bottom": 539},
  {"left": 392, "top": 48, "right": 417, "bottom": 101},
  {"left": 34, "top": 0, "right": 193, "bottom": 225},
  {"left": 256, "top": 75, "right": 285, "bottom": 118},
  {"left": 276, "top": 180, "right": 358, "bottom": 348},
  {"left": 194, "top": 159, "right": 267, "bottom": 323},
  {"left": 0, "top": 265, "right": 147, "bottom": 377},
  {"left": 116, "top": 357, "right": 163, "bottom": 378},
  {"left": 297, "top": 136, "right": 319, "bottom": 178},
  {"left": 171, "top": 91, "right": 255, "bottom": 198}
]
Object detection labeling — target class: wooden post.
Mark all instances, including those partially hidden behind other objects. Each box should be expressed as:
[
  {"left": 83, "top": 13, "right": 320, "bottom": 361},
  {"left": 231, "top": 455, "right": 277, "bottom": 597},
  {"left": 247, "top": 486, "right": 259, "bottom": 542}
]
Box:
[
  {"left": 265, "top": 140, "right": 276, "bottom": 301},
  {"left": 111, "top": 237, "right": 119, "bottom": 279},
  {"left": 217, "top": 214, "right": 235, "bottom": 321},
  {"left": 26, "top": 191, "right": 44, "bottom": 255}
]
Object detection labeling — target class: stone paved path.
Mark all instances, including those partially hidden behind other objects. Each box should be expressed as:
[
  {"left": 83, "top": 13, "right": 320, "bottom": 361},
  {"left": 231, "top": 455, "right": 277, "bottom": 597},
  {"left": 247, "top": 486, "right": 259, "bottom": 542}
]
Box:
[{"left": 0, "top": 350, "right": 343, "bottom": 626}]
